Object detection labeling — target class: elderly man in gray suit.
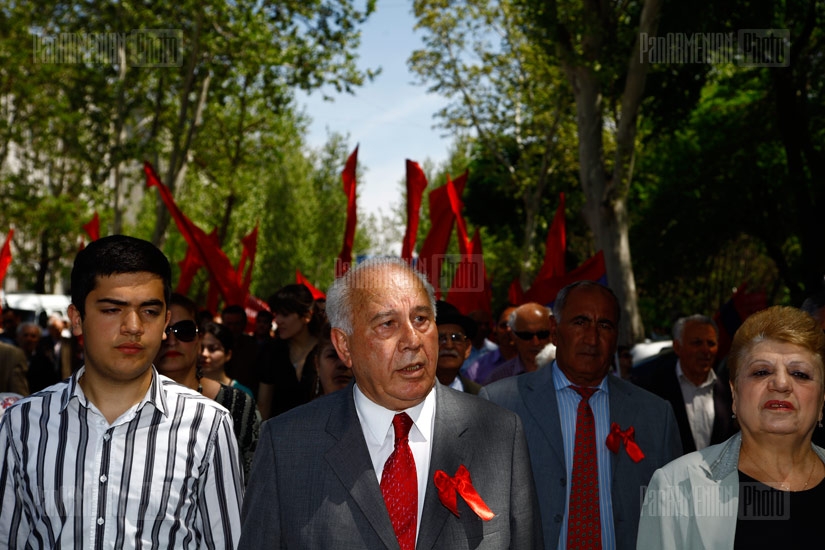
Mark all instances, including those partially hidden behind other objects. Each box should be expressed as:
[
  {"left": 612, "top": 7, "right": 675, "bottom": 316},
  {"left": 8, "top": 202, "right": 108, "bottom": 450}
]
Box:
[
  {"left": 481, "top": 281, "right": 682, "bottom": 550},
  {"left": 239, "top": 258, "right": 542, "bottom": 549}
]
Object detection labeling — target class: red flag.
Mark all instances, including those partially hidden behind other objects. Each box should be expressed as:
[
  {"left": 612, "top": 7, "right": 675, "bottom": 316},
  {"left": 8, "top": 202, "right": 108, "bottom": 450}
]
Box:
[
  {"left": 0, "top": 229, "right": 14, "bottom": 286},
  {"left": 337, "top": 145, "right": 358, "bottom": 276},
  {"left": 83, "top": 212, "right": 100, "bottom": 242},
  {"left": 534, "top": 193, "right": 566, "bottom": 282},
  {"left": 522, "top": 250, "right": 608, "bottom": 306},
  {"left": 237, "top": 224, "right": 259, "bottom": 294},
  {"left": 445, "top": 173, "right": 471, "bottom": 256},
  {"left": 144, "top": 161, "right": 245, "bottom": 306},
  {"left": 401, "top": 160, "right": 428, "bottom": 261},
  {"left": 417, "top": 172, "right": 468, "bottom": 297},
  {"left": 175, "top": 246, "right": 204, "bottom": 294},
  {"left": 447, "top": 229, "right": 492, "bottom": 315},
  {"left": 508, "top": 278, "right": 525, "bottom": 305},
  {"left": 296, "top": 270, "right": 326, "bottom": 300}
]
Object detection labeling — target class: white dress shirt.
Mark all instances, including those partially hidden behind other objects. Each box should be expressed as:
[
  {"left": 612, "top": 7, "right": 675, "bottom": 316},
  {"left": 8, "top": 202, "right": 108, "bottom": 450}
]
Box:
[
  {"left": 676, "top": 361, "right": 717, "bottom": 450},
  {"left": 353, "top": 383, "right": 436, "bottom": 542}
]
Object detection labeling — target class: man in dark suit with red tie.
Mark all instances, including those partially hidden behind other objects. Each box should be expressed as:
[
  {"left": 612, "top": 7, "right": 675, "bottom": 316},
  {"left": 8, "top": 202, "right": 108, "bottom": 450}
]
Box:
[{"left": 239, "top": 258, "right": 542, "bottom": 549}]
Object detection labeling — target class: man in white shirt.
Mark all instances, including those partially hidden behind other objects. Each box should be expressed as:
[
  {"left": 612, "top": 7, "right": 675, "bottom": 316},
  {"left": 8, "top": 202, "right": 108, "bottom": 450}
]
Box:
[
  {"left": 239, "top": 258, "right": 542, "bottom": 549},
  {"left": 633, "top": 314, "right": 737, "bottom": 454},
  {"left": 0, "top": 235, "right": 243, "bottom": 549}
]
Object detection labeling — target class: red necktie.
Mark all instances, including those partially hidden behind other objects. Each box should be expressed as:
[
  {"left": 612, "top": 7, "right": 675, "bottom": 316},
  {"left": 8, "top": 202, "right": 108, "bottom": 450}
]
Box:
[
  {"left": 568, "top": 386, "right": 601, "bottom": 549},
  {"left": 381, "top": 413, "right": 417, "bottom": 550}
]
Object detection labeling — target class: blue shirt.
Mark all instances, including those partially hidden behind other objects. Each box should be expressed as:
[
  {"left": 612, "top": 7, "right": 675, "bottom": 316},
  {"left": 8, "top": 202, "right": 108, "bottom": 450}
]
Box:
[{"left": 552, "top": 362, "right": 615, "bottom": 550}]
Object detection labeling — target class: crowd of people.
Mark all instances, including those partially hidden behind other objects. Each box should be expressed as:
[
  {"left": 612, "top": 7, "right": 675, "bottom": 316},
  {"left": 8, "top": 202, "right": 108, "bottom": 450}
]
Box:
[{"left": 1, "top": 234, "right": 824, "bottom": 549}]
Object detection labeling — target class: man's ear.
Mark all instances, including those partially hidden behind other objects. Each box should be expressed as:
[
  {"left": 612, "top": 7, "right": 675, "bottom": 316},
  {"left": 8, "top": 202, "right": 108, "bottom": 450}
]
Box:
[
  {"left": 462, "top": 341, "right": 472, "bottom": 360},
  {"left": 67, "top": 304, "right": 83, "bottom": 336},
  {"left": 331, "top": 328, "right": 354, "bottom": 368},
  {"left": 162, "top": 309, "right": 171, "bottom": 340},
  {"left": 672, "top": 338, "right": 683, "bottom": 357}
]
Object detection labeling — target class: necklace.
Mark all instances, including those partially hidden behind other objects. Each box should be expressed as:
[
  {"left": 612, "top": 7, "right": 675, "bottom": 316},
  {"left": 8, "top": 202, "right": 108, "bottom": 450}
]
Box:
[{"left": 745, "top": 453, "right": 819, "bottom": 491}]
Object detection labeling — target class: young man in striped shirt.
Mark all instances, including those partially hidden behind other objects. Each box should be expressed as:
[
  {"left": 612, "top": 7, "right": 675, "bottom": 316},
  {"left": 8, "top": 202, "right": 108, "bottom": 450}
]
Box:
[{"left": 0, "top": 235, "right": 243, "bottom": 549}]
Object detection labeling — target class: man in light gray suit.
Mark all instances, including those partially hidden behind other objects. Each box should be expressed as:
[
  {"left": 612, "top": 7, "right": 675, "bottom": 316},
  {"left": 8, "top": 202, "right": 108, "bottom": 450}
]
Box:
[
  {"left": 239, "top": 258, "right": 542, "bottom": 549},
  {"left": 481, "top": 281, "right": 682, "bottom": 550}
]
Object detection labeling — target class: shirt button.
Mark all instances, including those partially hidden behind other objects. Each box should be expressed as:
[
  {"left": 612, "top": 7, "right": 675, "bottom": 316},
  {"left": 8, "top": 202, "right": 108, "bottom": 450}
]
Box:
[
  {"left": 100, "top": 475, "right": 107, "bottom": 483},
  {"left": 97, "top": 517, "right": 104, "bottom": 525}
]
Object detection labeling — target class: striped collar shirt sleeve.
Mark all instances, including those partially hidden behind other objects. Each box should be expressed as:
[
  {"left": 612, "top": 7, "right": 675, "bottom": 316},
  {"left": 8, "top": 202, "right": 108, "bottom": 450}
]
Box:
[{"left": 0, "top": 366, "right": 243, "bottom": 549}]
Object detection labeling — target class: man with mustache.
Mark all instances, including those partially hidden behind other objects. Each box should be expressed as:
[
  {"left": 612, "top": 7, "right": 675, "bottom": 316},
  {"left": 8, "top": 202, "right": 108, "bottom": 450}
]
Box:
[{"left": 435, "top": 301, "right": 481, "bottom": 395}]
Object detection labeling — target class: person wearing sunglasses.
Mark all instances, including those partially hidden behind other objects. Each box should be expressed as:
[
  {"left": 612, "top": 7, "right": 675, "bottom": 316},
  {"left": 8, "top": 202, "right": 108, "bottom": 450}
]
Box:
[
  {"left": 434, "top": 301, "right": 482, "bottom": 395},
  {"left": 0, "top": 235, "right": 243, "bottom": 548},
  {"left": 485, "top": 302, "right": 555, "bottom": 385},
  {"left": 156, "top": 293, "right": 260, "bottom": 482}
]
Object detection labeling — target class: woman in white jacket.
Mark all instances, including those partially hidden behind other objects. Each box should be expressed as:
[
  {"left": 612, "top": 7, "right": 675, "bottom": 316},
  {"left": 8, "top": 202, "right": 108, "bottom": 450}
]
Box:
[{"left": 638, "top": 306, "right": 825, "bottom": 549}]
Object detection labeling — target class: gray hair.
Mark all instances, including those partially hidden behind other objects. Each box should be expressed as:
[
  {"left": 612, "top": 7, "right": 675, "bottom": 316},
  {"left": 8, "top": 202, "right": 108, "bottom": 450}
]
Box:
[
  {"left": 672, "top": 314, "right": 718, "bottom": 343},
  {"left": 16, "top": 322, "right": 40, "bottom": 337},
  {"left": 552, "top": 280, "right": 620, "bottom": 323},
  {"left": 326, "top": 257, "right": 436, "bottom": 335}
]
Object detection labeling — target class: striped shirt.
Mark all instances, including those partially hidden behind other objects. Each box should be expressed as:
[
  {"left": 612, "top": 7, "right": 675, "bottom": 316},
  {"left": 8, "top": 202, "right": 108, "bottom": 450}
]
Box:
[
  {"left": 552, "top": 362, "right": 616, "bottom": 550},
  {"left": 0, "top": 366, "right": 243, "bottom": 549}
]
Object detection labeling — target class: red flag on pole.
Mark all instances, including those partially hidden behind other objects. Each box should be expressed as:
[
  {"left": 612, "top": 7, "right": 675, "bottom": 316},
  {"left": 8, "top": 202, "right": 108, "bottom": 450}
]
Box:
[
  {"left": 83, "top": 212, "right": 100, "bottom": 242},
  {"left": 401, "top": 160, "right": 428, "bottom": 261},
  {"left": 534, "top": 193, "right": 566, "bottom": 282},
  {"left": 417, "top": 172, "right": 468, "bottom": 298},
  {"left": 237, "top": 224, "right": 259, "bottom": 295},
  {"left": 296, "top": 270, "right": 326, "bottom": 300},
  {"left": 446, "top": 229, "right": 492, "bottom": 315},
  {"left": 0, "top": 229, "right": 14, "bottom": 287},
  {"left": 337, "top": 145, "right": 359, "bottom": 277},
  {"left": 175, "top": 246, "right": 204, "bottom": 294},
  {"left": 144, "top": 161, "right": 245, "bottom": 306},
  {"left": 522, "top": 250, "right": 607, "bottom": 306}
]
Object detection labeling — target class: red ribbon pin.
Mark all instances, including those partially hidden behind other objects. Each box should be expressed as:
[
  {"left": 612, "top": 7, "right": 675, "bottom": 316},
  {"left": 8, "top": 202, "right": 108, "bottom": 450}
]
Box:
[
  {"left": 433, "top": 465, "right": 495, "bottom": 521},
  {"left": 605, "top": 422, "right": 645, "bottom": 463}
]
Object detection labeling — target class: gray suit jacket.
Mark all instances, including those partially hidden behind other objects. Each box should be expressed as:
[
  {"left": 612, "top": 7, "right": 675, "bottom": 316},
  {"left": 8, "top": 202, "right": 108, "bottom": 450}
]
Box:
[
  {"left": 238, "top": 382, "right": 543, "bottom": 549},
  {"left": 480, "top": 366, "right": 682, "bottom": 550}
]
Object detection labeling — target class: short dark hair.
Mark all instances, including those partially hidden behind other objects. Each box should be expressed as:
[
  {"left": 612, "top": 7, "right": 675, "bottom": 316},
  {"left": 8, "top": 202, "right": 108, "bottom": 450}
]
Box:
[
  {"left": 268, "top": 284, "right": 322, "bottom": 335},
  {"left": 71, "top": 235, "right": 171, "bottom": 318},
  {"left": 171, "top": 293, "right": 198, "bottom": 320},
  {"left": 222, "top": 304, "right": 247, "bottom": 322},
  {"left": 202, "top": 321, "right": 234, "bottom": 353}
]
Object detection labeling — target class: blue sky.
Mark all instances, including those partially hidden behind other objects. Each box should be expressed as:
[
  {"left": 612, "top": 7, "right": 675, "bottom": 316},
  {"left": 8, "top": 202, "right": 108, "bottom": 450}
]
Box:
[{"left": 297, "top": 1, "right": 453, "bottom": 221}]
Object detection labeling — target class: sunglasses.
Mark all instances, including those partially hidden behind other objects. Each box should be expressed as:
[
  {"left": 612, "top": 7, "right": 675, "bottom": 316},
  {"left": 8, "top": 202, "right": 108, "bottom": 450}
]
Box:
[
  {"left": 513, "top": 330, "right": 551, "bottom": 341},
  {"left": 438, "top": 332, "right": 468, "bottom": 345},
  {"left": 165, "top": 320, "right": 198, "bottom": 342}
]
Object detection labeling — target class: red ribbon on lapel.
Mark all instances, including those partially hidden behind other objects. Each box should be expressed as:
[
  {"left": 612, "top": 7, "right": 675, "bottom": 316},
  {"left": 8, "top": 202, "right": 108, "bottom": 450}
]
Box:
[
  {"left": 606, "top": 422, "right": 645, "bottom": 463},
  {"left": 433, "top": 465, "right": 495, "bottom": 521}
]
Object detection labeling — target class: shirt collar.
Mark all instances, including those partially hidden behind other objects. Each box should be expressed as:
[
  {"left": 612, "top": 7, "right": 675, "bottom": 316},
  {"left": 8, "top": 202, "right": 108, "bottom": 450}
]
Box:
[
  {"left": 551, "top": 360, "right": 610, "bottom": 395},
  {"left": 676, "top": 360, "right": 717, "bottom": 388},
  {"left": 353, "top": 382, "right": 436, "bottom": 447},
  {"left": 61, "top": 365, "right": 169, "bottom": 417}
]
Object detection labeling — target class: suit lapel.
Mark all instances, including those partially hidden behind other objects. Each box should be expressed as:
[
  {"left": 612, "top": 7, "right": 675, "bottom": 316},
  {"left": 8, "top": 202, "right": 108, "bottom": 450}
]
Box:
[
  {"left": 417, "top": 384, "right": 468, "bottom": 550},
  {"left": 521, "top": 366, "right": 566, "bottom": 466},
  {"left": 325, "top": 388, "right": 399, "bottom": 550}
]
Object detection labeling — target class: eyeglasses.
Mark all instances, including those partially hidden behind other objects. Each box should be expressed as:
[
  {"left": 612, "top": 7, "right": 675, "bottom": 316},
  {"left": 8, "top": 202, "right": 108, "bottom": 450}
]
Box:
[
  {"left": 438, "top": 332, "right": 468, "bottom": 345},
  {"left": 513, "top": 330, "right": 551, "bottom": 341},
  {"left": 165, "top": 320, "right": 198, "bottom": 342}
]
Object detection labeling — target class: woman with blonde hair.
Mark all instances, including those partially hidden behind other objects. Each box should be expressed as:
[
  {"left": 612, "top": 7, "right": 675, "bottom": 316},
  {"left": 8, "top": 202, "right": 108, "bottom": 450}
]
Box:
[{"left": 638, "top": 306, "right": 825, "bottom": 548}]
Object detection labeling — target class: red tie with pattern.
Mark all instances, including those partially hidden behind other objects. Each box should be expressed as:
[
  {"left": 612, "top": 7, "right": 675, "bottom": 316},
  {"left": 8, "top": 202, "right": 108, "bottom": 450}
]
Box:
[
  {"left": 568, "top": 386, "right": 601, "bottom": 549},
  {"left": 381, "top": 413, "right": 418, "bottom": 550}
]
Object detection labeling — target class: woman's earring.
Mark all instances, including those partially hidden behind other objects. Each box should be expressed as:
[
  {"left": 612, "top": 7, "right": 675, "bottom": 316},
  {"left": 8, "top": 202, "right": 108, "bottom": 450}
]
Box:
[
  {"left": 731, "top": 413, "right": 736, "bottom": 419},
  {"left": 819, "top": 419, "right": 823, "bottom": 429}
]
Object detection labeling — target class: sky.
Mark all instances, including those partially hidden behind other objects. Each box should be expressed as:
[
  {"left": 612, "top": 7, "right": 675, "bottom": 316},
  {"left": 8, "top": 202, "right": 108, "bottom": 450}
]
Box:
[{"left": 297, "top": 1, "right": 453, "bottom": 222}]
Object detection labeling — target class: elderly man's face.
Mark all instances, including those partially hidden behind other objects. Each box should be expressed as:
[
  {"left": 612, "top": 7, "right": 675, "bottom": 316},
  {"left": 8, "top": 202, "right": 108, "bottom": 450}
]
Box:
[
  {"left": 551, "top": 285, "right": 618, "bottom": 387},
  {"left": 332, "top": 265, "right": 438, "bottom": 411},
  {"left": 512, "top": 306, "right": 552, "bottom": 367},
  {"left": 437, "top": 323, "right": 471, "bottom": 372}
]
